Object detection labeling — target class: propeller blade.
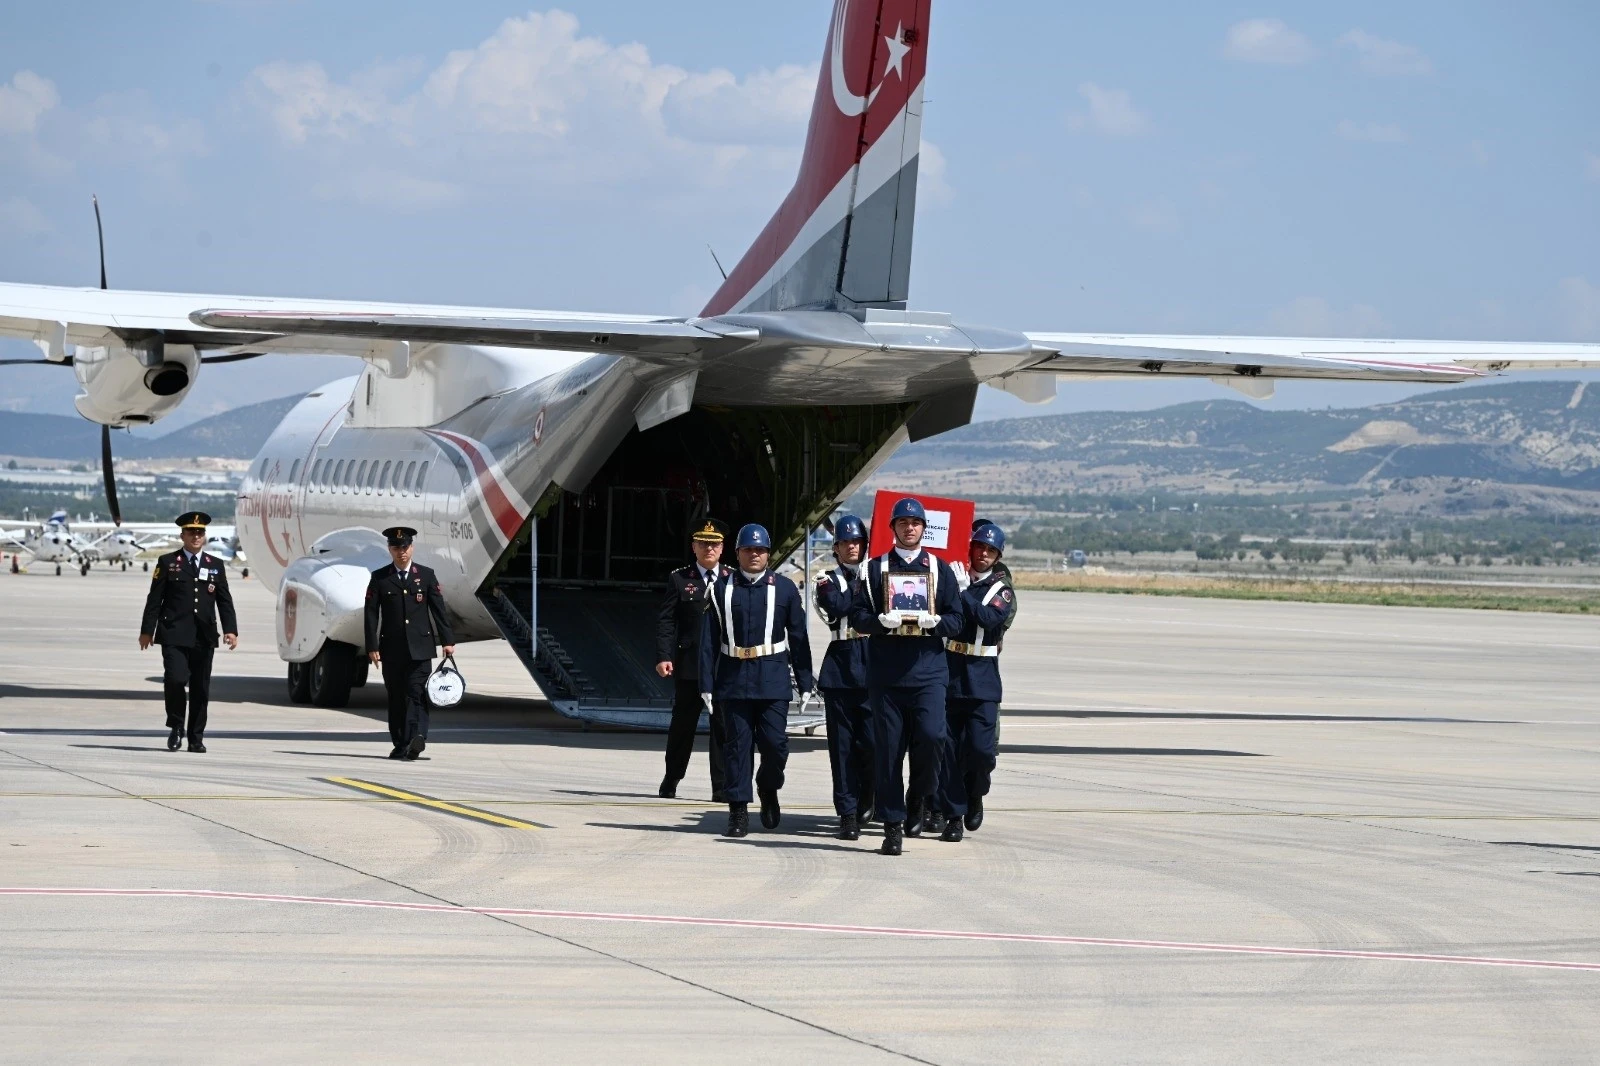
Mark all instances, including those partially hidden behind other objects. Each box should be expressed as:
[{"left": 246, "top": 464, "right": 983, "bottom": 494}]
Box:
[
  {"left": 200, "top": 352, "right": 267, "bottom": 364},
  {"left": 93, "top": 194, "right": 108, "bottom": 290},
  {"left": 101, "top": 424, "right": 122, "bottom": 527},
  {"left": 0, "top": 358, "right": 73, "bottom": 366}
]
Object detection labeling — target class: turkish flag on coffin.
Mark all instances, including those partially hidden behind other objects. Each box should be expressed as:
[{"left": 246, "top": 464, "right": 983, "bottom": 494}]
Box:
[{"left": 867, "top": 490, "right": 976, "bottom": 564}]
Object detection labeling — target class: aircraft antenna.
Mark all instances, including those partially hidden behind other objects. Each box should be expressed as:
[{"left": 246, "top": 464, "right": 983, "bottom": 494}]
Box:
[{"left": 706, "top": 244, "right": 728, "bottom": 281}]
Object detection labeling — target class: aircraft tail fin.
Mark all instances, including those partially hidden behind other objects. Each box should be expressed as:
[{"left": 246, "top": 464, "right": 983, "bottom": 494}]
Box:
[{"left": 700, "top": 0, "right": 930, "bottom": 316}]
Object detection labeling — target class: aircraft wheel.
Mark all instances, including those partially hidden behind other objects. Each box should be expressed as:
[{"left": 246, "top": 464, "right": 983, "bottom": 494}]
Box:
[
  {"left": 241, "top": 567, "right": 250, "bottom": 579},
  {"left": 81, "top": 563, "right": 90, "bottom": 576},
  {"left": 352, "top": 657, "right": 369, "bottom": 689},
  {"left": 309, "top": 641, "right": 356, "bottom": 708},
  {"left": 286, "top": 660, "right": 312, "bottom": 704},
  {"left": 143, "top": 561, "right": 149, "bottom": 572},
  {"left": 55, "top": 564, "right": 61, "bottom": 576}
]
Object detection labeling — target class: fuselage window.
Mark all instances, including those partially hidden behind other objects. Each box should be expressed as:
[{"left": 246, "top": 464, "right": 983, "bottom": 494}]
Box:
[
  {"left": 403, "top": 460, "right": 417, "bottom": 492},
  {"left": 415, "top": 461, "right": 429, "bottom": 496},
  {"left": 355, "top": 460, "right": 368, "bottom": 492},
  {"left": 332, "top": 460, "right": 345, "bottom": 490},
  {"left": 379, "top": 460, "right": 393, "bottom": 494},
  {"left": 366, "top": 460, "right": 380, "bottom": 492},
  {"left": 289, "top": 459, "right": 301, "bottom": 484},
  {"left": 310, "top": 459, "right": 322, "bottom": 489}
]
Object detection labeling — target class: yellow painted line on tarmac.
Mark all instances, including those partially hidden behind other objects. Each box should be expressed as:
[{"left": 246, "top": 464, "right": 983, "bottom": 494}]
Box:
[{"left": 323, "top": 777, "right": 547, "bottom": 830}]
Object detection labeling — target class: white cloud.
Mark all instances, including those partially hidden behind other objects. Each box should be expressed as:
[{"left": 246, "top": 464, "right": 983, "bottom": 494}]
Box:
[
  {"left": 1559, "top": 277, "right": 1600, "bottom": 337},
  {"left": 1224, "top": 19, "right": 1314, "bottom": 65},
  {"left": 242, "top": 10, "right": 820, "bottom": 203},
  {"left": 1066, "top": 83, "right": 1147, "bottom": 137},
  {"left": 0, "top": 195, "right": 50, "bottom": 236},
  {"left": 1266, "top": 297, "right": 1388, "bottom": 336},
  {"left": 0, "top": 70, "right": 58, "bottom": 134},
  {"left": 1337, "top": 30, "right": 1433, "bottom": 76},
  {"left": 1586, "top": 153, "right": 1600, "bottom": 182},
  {"left": 1337, "top": 119, "right": 1408, "bottom": 144}
]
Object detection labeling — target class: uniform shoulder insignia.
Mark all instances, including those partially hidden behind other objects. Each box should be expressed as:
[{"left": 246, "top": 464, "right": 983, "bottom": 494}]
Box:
[{"left": 1000, "top": 589, "right": 1013, "bottom": 603}]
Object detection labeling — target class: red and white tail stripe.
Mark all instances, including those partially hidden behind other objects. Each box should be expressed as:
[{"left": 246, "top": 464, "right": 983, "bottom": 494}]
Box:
[
  {"left": 701, "top": 0, "right": 931, "bottom": 316},
  {"left": 424, "top": 429, "right": 530, "bottom": 547}
]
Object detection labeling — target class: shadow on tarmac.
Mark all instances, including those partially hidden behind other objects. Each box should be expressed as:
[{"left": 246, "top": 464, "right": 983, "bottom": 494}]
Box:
[{"left": 1494, "top": 841, "right": 1600, "bottom": 853}]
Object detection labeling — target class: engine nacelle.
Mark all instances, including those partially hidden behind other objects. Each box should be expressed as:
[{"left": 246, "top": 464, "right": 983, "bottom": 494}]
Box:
[
  {"left": 276, "top": 529, "right": 390, "bottom": 662},
  {"left": 72, "top": 340, "right": 199, "bottom": 427}
]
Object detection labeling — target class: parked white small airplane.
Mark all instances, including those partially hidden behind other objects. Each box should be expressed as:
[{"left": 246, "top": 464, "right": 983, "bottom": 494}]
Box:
[{"left": 2, "top": 0, "right": 1597, "bottom": 722}]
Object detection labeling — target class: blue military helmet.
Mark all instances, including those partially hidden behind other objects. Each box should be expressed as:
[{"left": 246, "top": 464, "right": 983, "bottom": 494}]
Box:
[
  {"left": 890, "top": 497, "right": 926, "bottom": 523},
  {"left": 971, "top": 522, "right": 1006, "bottom": 556},
  {"left": 833, "top": 513, "right": 867, "bottom": 543},
  {"left": 735, "top": 523, "right": 772, "bottom": 550}
]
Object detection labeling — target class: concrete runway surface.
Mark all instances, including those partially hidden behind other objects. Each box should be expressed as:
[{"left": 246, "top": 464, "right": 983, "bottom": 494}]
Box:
[{"left": 2, "top": 569, "right": 1597, "bottom": 1064}]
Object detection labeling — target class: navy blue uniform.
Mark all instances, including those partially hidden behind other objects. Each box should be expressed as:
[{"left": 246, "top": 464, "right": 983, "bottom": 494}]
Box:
[
  {"left": 699, "top": 571, "right": 814, "bottom": 804},
  {"left": 938, "top": 569, "right": 1016, "bottom": 818},
  {"left": 141, "top": 549, "right": 237, "bottom": 744},
  {"left": 847, "top": 549, "right": 964, "bottom": 824},
  {"left": 814, "top": 564, "right": 873, "bottom": 818}
]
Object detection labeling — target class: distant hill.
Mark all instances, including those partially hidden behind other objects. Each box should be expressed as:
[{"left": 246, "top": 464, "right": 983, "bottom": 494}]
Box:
[
  {"left": 885, "top": 380, "right": 1600, "bottom": 492},
  {"left": 0, "top": 394, "right": 307, "bottom": 461}
]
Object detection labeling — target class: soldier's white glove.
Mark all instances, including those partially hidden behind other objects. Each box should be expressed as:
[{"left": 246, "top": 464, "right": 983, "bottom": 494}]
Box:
[
  {"left": 916, "top": 611, "right": 941, "bottom": 630},
  {"left": 949, "top": 561, "right": 971, "bottom": 591},
  {"left": 878, "top": 610, "right": 903, "bottom": 629},
  {"left": 701, "top": 692, "right": 714, "bottom": 715},
  {"left": 799, "top": 691, "right": 817, "bottom": 715}
]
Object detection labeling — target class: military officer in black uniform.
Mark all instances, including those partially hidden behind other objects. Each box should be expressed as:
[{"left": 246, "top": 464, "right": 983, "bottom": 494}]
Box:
[
  {"left": 655, "top": 520, "right": 731, "bottom": 800},
  {"left": 139, "top": 511, "right": 238, "bottom": 753},
  {"left": 364, "top": 526, "right": 455, "bottom": 760},
  {"left": 936, "top": 522, "right": 1017, "bottom": 842},
  {"left": 699, "top": 523, "right": 814, "bottom": 837},
  {"left": 813, "top": 513, "right": 874, "bottom": 840},
  {"left": 847, "top": 497, "right": 964, "bottom": 855}
]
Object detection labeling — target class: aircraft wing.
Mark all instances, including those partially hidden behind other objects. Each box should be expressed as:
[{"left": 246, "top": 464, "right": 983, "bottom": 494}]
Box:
[
  {"left": 0, "top": 282, "right": 749, "bottom": 362},
  {"left": 1021, "top": 333, "right": 1600, "bottom": 383}
]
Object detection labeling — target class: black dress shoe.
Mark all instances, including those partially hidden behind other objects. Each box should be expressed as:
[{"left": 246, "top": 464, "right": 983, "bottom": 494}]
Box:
[
  {"left": 880, "top": 821, "right": 903, "bottom": 856},
  {"left": 404, "top": 735, "right": 426, "bottom": 760},
  {"left": 904, "top": 797, "right": 924, "bottom": 837},
  {"left": 758, "top": 789, "right": 781, "bottom": 829},
  {"left": 724, "top": 802, "right": 749, "bottom": 838},
  {"left": 941, "top": 817, "right": 964, "bottom": 842},
  {"left": 167, "top": 729, "right": 182, "bottom": 751},
  {"left": 658, "top": 776, "right": 678, "bottom": 799},
  {"left": 187, "top": 741, "right": 206, "bottom": 753},
  {"left": 388, "top": 747, "right": 405, "bottom": 759},
  {"left": 926, "top": 810, "right": 947, "bottom": 833},
  {"left": 965, "top": 795, "right": 984, "bottom": 832},
  {"left": 838, "top": 813, "right": 860, "bottom": 841}
]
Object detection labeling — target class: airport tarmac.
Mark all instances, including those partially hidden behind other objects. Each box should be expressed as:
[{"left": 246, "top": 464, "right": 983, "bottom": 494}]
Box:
[{"left": 2, "top": 569, "right": 1598, "bottom": 1064}]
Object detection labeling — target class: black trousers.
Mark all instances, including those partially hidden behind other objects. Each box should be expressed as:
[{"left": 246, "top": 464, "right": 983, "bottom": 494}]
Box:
[
  {"left": 870, "top": 683, "right": 947, "bottom": 824},
  {"left": 823, "top": 687, "right": 874, "bottom": 817},
  {"left": 381, "top": 657, "right": 431, "bottom": 749},
  {"left": 161, "top": 643, "right": 215, "bottom": 740},
  {"left": 664, "top": 678, "right": 726, "bottom": 795},
  {"left": 720, "top": 698, "right": 789, "bottom": 804},
  {"left": 938, "top": 698, "right": 999, "bottom": 817}
]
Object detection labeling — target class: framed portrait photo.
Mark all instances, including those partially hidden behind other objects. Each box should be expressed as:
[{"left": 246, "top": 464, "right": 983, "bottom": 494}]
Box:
[{"left": 885, "top": 571, "right": 930, "bottom": 614}]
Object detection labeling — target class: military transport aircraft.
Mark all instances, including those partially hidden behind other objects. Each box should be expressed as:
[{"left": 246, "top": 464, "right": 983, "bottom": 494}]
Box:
[{"left": 2, "top": 0, "right": 1597, "bottom": 724}]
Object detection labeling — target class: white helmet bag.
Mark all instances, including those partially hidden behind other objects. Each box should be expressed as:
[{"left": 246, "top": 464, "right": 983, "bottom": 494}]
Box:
[{"left": 426, "top": 655, "right": 465, "bottom": 708}]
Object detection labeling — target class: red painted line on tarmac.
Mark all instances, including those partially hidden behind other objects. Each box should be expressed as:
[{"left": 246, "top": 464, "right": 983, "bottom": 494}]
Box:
[{"left": 3, "top": 887, "right": 1598, "bottom": 973}]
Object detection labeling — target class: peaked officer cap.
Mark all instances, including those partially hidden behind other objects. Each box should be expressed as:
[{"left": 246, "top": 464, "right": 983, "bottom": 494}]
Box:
[
  {"left": 690, "top": 519, "right": 725, "bottom": 544},
  {"left": 971, "top": 521, "right": 1006, "bottom": 556},
  {"left": 833, "top": 513, "right": 868, "bottom": 542},
  {"left": 890, "top": 497, "right": 926, "bottom": 523},
  {"left": 735, "top": 523, "right": 772, "bottom": 550},
  {"left": 383, "top": 526, "right": 418, "bottom": 547},
  {"left": 175, "top": 511, "right": 212, "bottom": 529}
]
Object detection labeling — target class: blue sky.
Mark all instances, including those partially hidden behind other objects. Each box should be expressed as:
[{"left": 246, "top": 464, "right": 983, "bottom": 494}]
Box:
[{"left": 2, "top": 1, "right": 1596, "bottom": 428}]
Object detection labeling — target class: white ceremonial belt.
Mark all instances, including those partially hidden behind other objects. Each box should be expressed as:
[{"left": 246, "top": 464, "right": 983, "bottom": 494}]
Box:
[
  {"left": 944, "top": 639, "right": 1001, "bottom": 657},
  {"left": 722, "top": 638, "right": 789, "bottom": 661}
]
